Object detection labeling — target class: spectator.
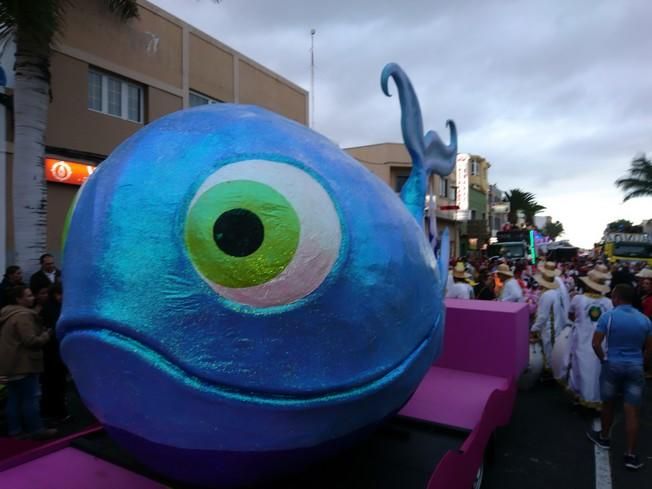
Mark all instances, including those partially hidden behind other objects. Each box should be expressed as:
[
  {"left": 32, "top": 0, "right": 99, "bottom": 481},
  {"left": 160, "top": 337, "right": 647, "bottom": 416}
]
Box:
[
  {"left": 29, "top": 254, "right": 61, "bottom": 295},
  {"left": 445, "top": 263, "right": 474, "bottom": 299},
  {"left": 634, "top": 268, "right": 652, "bottom": 319},
  {"left": 0, "top": 285, "right": 57, "bottom": 439},
  {"left": 0, "top": 266, "right": 24, "bottom": 308},
  {"left": 586, "top": 284, "right": 652, "bottom": 470},
  {"left": 495, "top": 264, "right": 524, "bottom": 303},
  {"left": 474, "top": 270, "right": 496, "bottom": 301}
]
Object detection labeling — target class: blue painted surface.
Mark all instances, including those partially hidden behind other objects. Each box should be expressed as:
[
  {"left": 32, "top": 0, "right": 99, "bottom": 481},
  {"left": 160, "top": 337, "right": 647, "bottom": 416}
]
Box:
[{"left": 58, "top": 65, "right": 453, "bottom": 487}]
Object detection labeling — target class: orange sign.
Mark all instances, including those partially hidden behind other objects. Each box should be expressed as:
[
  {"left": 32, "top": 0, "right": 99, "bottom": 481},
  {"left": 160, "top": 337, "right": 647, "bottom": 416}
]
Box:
[{"left": 44, "top": 158, "right": 96, "bottom": 186}]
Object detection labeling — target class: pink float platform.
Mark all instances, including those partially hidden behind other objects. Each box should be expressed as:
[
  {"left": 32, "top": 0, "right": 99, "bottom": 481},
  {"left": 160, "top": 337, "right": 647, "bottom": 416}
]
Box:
[{"left": 0, "top": 299, "right": 528, "bottom": 489}]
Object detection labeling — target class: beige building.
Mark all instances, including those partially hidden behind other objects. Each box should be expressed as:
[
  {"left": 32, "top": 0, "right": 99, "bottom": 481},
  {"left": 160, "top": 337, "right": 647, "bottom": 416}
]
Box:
[
  {"left": 0, "top": 0, "right": 308, "bottom": 270},
  {"left": 345, "top": 143, "right": 460, "bottom": 257}
]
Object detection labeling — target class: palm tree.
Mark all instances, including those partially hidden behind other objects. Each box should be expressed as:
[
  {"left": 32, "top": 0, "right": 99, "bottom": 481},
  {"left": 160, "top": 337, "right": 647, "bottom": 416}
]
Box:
[
  {"left": 615, "top": 154, "right": 652, "bottom": 202},
  {"left": 504, "top": 188, "right": 545, "bottom": 225},
  {"left": 0, "top": 0, "right": 139, "bottom": 271}
]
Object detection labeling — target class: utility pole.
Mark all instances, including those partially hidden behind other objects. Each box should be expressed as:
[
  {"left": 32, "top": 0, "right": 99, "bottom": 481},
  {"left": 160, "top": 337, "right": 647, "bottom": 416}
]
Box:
[{"left": 310, "top": 28, "right": 316, "bottom": 129}]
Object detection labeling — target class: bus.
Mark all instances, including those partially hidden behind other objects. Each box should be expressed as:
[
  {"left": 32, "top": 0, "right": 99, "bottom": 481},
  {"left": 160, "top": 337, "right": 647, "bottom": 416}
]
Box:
[{"left": 602, "top": 232, "right": 652, "bottom": 266}]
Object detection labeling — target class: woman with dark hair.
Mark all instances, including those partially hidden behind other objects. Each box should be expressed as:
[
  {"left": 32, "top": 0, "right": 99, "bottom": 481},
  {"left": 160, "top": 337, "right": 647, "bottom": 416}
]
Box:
[
  {"left": 0, "top": 266, "right": 24, "bottom": 308},
  {"left": 40, "top": 282, "right": 69, "bottom": 421},
  {"left": 0, "top": 285, "right": 57, "bottom": 439}
]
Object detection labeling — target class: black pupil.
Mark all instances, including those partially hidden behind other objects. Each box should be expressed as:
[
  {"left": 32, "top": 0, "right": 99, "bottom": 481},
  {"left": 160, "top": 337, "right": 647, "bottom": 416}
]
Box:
[{"left": 213, "top": 208, "right": 264, "bottom": 257}]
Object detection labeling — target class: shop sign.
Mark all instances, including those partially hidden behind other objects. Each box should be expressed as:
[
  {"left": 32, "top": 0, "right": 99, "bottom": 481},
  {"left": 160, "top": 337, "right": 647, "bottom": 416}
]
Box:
[
  {"left": 44, "top": 158, "right": 96, "bottom": 186},
  {"left": 455, "top": 153, "right": 469, "bottom": 220}
]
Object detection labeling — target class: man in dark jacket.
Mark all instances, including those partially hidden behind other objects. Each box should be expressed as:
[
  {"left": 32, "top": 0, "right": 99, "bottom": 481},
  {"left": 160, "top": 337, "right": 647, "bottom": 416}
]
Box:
[{"left": 29, "top": 254, "right": 61, "bottom": 293}]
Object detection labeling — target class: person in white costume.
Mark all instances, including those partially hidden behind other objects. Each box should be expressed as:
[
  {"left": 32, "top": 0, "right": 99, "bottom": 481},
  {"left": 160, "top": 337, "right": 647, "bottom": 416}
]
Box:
[
  {"left": 495, "top": 264, "right": 523, "bottom": 303},
  {"left": 530, "top": 269, "right": 564, "bottom": 370},
  {"left": 568, "top": 269, "right": 612, "bottom": 409},
  {"left": 445, "top": 263, "right": 474, "bottom": 299},
  {"left": 539, "top": 261, "right": 570, "bottom": 322}
]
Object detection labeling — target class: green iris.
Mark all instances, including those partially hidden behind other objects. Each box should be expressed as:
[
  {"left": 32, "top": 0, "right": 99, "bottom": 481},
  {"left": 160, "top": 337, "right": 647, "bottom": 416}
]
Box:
[{"left": 185, "top": 180, "right": 301, "bottom": 288}]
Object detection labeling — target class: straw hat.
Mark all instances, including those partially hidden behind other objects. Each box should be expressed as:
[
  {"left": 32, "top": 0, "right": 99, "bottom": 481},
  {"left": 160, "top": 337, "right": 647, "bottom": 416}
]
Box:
[
  {"left": 452, "top": 262, "right": 467, "bottom": 279},
  {"left": 538, "top": 261, "right": 561, "bottom": 277},
  {"left": 534, "top": 269, "right": 559, "bottom": 289},
  {"left": 594, "top": 263, "right": 612, "bottom": 279},
  {"left": 580, "top": 270, "right": 610, "bottom": 295},
  {"left": 494, "top": 263, "right": 513, "bottom": 277},
  {"left": 636, "top": 268, "right": 652, "bottom": 279}
]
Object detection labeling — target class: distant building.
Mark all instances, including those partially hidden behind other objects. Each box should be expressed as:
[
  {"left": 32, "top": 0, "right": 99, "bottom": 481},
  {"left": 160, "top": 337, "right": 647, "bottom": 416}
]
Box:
[
  {"left": 456, "top": 154, "right": 491, "bottom": 257},
  {"left": 345, "top": 143, "right": 460, "bottom": 257},
  {"left": 488, "top": 184, "right": 509, "bottom": 238}
]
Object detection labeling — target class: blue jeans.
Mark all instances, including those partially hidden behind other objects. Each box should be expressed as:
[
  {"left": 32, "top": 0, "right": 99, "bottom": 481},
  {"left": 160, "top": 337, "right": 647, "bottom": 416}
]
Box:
[
  {"left": 600, "top": 362, "right": 645, "bottom": 406},
  {"left": 6, "top": 374, "right": 44, "bottom": 436}
]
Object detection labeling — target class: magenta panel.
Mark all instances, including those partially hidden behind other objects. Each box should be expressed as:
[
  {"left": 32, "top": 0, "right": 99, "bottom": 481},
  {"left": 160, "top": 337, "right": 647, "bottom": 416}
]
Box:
[
  {"left": 0, "top": 447, "right": 165, "bottom": 489},
  {"left": 400, "top": 366, "right": 510, "bottom": 430},
  {"left": 436, "top": 299, "right": 529, "bottom": 379}
]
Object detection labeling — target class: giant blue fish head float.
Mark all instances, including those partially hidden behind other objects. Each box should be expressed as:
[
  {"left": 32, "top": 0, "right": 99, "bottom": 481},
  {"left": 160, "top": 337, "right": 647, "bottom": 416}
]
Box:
[{"left": 58, "top": 64, "right": 457, "bottom": 487}]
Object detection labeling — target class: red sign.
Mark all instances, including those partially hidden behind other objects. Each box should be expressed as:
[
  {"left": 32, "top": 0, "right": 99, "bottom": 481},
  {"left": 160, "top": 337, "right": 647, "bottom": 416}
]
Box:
[{"left": 44, "top": 158, "right": 96, "bottom": 186}]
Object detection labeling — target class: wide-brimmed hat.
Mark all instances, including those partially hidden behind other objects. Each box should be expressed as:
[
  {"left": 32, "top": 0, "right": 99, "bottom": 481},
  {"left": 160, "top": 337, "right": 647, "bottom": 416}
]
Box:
[
  {"left": 594, "top": 263, "right": 612, "bottom": 279},
  {"left": 580, "top": 270, "right": 610, "bottom": 294},
  {"left": 494, "top": 263, "right": 513, "bottom": 277},
  {"left": 452, "top": 262, "right": 467, "bottom": 279},
  {"left": 636, "top": 268, "right": 652, "bottom": 279},
  {"left": 538, "top": 261, "right": 561, "bottom": 276},
  {"left": 534, "top": 269, "right": 559, "bottom": 289}
]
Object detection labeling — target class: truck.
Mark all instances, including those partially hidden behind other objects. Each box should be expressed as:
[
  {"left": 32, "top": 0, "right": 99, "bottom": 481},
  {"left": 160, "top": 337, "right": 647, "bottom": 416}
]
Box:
[
  {"left": 0, "top": 300, "right": 528, "bottom": 489},
  {"left": 486, "top": 230, "right": 534, "bottom": 262},
  {"left": 601, "top": 232, "right": 652, "bottom": 266}
]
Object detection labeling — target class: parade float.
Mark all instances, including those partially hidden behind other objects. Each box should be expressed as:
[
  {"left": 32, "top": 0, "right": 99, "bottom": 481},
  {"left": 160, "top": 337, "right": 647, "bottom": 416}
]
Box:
[{"left": 0, "top": 64, "right": 528, "bottom": 489}]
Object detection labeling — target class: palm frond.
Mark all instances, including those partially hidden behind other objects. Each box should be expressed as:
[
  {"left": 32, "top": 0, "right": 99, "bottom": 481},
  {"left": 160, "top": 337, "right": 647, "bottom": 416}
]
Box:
[
  {"left": 105, "top": 0, "right": 139, "bottom": 20},
  {"left": 623, "top": 188, "right": 652, "bottom": 202}
]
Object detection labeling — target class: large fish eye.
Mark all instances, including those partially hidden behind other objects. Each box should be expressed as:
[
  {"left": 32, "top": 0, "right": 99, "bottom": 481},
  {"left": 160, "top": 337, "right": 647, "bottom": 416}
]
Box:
[{"left": 184, "top": 160, "right": 342, "bottom": 308}]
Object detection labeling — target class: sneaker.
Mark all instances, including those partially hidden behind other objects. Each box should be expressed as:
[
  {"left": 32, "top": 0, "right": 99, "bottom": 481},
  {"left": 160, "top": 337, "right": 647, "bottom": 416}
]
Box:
[
  {"left": 586, "top": 430, "right": 610, "bottom": 449},
  {"left": 624, "top": 454, "right": 644, "bottom": 470}
]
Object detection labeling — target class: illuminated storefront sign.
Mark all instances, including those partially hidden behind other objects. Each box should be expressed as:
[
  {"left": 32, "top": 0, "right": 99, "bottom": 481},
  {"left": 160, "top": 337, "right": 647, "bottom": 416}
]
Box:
[{"left": 44, "top": 158, "right": 96, "bottom": 186}]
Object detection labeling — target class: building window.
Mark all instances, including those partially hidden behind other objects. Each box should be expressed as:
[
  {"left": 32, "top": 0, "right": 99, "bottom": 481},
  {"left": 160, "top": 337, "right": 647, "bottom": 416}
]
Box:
[
  {"left": 439, "top": 178, "right": 448, "bottom": 197},
  {"left": 189, "top": 90, "right": 223, "bottom": 107},
  {"left": 471, "top": 159, "right": 479, "bottom": 176},
  {"left": 88, "top": 71, "right": 102, "bottom": 111},
  {"left": 471, "top": 209, "right": 477, "bottom": 220},
  {"left": 88, "top": 69, "right": 144, "bottom": 123},
  {"left": 395, "top": 174, "right": 409, "bottom": 193}
]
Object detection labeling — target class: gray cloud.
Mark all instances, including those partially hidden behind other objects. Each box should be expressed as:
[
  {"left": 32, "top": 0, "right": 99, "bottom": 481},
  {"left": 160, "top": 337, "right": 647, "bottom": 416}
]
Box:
[{"left": 151, "top": 0, "right": 652, "bottom": 246}]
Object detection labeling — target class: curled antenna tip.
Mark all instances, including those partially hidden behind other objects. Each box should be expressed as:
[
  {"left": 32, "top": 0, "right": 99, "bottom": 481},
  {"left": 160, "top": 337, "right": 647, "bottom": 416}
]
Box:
[{"left": 381, "top": 62, "right": 401, "bottom": 97}]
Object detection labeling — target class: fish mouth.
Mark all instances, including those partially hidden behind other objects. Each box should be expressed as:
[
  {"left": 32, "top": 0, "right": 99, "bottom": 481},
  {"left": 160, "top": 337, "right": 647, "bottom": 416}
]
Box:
[{"left": 59, "top": 315, "right": 441, "bottom": 407}]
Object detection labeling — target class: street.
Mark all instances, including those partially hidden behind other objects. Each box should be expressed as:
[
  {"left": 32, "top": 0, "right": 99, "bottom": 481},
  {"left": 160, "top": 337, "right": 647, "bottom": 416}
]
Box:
[{"left": 484, "top": 379, "right": 652, "bottom": 489}]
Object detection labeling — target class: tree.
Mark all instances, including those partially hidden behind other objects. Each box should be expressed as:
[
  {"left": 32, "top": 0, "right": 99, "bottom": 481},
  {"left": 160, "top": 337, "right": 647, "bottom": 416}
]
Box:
[
  {"left": 543, "top": 220, "right": 564, "bottom": 240},
  {"left": 615, "top": 154, "right": 652, "bottom": 202},
  {"left": 605, "top": 219, "right": 641, "bottom": 234},
  {"left": 504, "top": 188, "right": 546, "bottom": 225},
  {"left": 0, "top": 0, "right": 139, "bottom": 271}
]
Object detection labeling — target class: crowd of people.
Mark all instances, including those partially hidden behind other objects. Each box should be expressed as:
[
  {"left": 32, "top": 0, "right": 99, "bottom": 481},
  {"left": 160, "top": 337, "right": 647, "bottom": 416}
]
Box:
[
  {"left": 446, "top": 254, "right": 652, "bottom": 470},
  {"left": 0, "top": 254, "right": 67, "bottom": 440}
]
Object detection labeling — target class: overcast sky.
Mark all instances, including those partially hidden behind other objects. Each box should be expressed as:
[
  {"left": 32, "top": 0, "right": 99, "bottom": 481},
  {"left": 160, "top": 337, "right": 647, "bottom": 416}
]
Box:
[{"left": 150, "top": 0, "right": 651, "bottom": 248}]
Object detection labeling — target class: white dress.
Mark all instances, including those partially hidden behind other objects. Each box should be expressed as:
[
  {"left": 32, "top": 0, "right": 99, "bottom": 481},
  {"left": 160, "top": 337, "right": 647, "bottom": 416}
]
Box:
[
  {"left": 531, "top": 288, "right": 565, "bottom": 368},
  {"left": 568, "top": 294, "right": 613, "bottom": 406}
]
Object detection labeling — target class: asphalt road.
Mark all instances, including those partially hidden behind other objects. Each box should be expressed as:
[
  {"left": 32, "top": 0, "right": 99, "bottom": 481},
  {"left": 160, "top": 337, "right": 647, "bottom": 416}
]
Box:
[
  {"left": 3, "top": 378, "right": 651, "bottom": 489},
  {"left": 483, "top": 379, "right": 652, "bottom": 489}
]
